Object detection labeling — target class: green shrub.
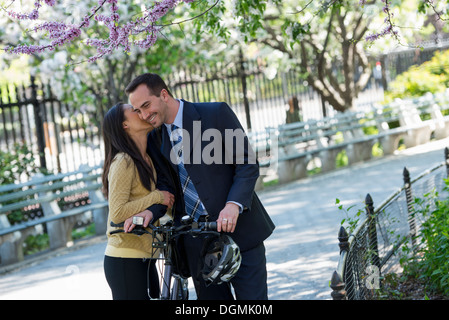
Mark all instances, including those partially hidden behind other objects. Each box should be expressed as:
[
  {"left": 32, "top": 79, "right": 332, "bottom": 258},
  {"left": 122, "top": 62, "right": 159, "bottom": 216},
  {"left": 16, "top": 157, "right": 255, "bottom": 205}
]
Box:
[
  {"left": 336, "top": 150, "right": 348, "bottom": 168},
  {"left": 385, "top": 65, "right": 445, "bottom": 102},
  {"left": 23, "top": 234, "right": 49, "bottom": 255},
  {"left": 0, "top": 143, "right": 42, "bottom": 185},
  {"left": 72, "top": 223, "right": 96, "bottom": 240},
  {"left": 336, "top": 178, "right": 449, "bottom": 298},
  {"left": 401, "top": 182, "right": 449, "bottom": 296},
  {"left": 385, "top": 49, "right": 449, "bottom": 102},
  {"left": 0, "top": 144, "right": 44, "bottom": 225}
]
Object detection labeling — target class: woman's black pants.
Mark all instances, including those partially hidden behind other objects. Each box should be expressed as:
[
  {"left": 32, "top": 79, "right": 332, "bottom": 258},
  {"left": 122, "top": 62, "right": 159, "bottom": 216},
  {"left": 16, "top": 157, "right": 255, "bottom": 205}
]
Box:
[{"left": 104, "top": 255, "right": 160, "bottom": 300}]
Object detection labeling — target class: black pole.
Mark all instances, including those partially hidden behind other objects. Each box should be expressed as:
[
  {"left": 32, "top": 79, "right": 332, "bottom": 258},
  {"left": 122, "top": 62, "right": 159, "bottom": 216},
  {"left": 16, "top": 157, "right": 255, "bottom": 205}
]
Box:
[
  {"left": 403, "top": 167, "right": 416, "bottom": 247},
  {"left": 30, "top": 76, "right": 47, "bottom": 170},
  {"left": 365, "top": 193, "right": 380, "bottom": 270},
  {"left": 239, "top": 49, "right": 252, "bottom": 130}
]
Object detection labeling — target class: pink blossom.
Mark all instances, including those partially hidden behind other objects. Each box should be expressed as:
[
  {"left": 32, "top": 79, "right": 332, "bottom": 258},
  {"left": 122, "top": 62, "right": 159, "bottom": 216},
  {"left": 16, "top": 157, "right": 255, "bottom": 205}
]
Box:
[
  {"left": 365, "top": 24, "right": 398, "bottom": 42},
  {"left": 7, "top": 44, "right": 49, "bottom": 55},
  {"left": 3, "top": 0, "right": 201, "bottom": 61},
  {"left": 135, "top": 33, "right": 158, "bottom": 49},
  {"left": 6, "top": 0, "right": 57, "bottom": 21}
]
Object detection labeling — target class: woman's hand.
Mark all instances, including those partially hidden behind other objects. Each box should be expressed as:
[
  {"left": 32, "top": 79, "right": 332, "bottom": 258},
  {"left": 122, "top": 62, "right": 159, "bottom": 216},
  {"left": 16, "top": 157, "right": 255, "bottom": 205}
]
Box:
[
  {"left": 124, "top": 209, "right": 153, "bottom": 233},
  {"left": 160, "top": 190, "right": 175, "bottom": 208}
]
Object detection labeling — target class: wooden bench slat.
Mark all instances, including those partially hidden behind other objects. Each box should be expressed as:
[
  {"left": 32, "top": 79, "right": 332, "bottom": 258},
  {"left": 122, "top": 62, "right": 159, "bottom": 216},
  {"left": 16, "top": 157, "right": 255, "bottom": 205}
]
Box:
[
  {"left": 0, "top": 165, "right": 102, "bottom": 193},
  {"left": 0, "top": 201, "right": 108, "bottom": 237},
  {"left": 0, "top": 174, "right": 101, "bottom": 204},
  {"left": 0, "top": 182, "right": 103, "bottom": 214}
]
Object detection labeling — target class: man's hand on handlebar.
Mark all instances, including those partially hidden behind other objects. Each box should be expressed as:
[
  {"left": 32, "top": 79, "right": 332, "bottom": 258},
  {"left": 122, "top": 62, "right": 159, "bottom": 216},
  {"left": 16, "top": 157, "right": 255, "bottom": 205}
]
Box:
[{"left": 216, "top": 202, "right": 239, "bottom": 233}]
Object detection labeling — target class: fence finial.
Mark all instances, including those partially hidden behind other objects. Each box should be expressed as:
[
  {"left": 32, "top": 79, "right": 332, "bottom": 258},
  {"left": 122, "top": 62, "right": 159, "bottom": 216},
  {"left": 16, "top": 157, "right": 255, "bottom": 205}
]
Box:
[
  {"left": 365, "top": 193, "right": 374, "bottom": 214},
  {"left": 330, "top": 271, "right": 346, "bottom": 300},
  {"left": 338, "top": 226, "right": 349, "bottom": 253},
  {"left": 403, "top": 167, "right": 410, "bottom": 185}
]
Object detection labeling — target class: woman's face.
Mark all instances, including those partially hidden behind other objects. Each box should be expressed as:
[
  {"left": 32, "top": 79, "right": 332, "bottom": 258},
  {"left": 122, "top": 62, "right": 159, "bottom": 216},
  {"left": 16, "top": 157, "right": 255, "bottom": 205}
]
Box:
[{"left": 122, "top": 104, "right": 153, "bottom": 135}]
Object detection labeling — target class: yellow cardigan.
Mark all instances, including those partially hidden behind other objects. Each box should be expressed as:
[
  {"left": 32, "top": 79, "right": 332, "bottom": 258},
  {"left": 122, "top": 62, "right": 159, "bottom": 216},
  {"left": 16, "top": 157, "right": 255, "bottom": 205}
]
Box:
[{"left": 105, "top": 152, "right": 164, "bottom": 259}]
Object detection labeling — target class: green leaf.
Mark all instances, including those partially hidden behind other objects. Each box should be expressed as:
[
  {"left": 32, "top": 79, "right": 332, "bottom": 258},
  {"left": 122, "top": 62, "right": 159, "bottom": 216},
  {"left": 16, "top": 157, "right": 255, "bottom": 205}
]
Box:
[{"left": 431, "top": 269, "right": 442, "bottom": 276}]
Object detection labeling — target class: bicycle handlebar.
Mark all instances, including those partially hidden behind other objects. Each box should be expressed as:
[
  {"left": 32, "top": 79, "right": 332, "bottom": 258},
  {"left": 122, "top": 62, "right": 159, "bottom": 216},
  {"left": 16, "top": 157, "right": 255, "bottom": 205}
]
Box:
[{"left": 109, "top": 215, "right": 218, "bottom": 238}]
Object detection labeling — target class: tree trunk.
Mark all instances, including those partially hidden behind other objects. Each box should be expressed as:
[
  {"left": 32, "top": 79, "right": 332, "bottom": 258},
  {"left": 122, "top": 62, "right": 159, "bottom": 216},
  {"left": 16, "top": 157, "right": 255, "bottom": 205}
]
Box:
[{"left": 259, "top": 4, "right": 373, "bottom": 113}]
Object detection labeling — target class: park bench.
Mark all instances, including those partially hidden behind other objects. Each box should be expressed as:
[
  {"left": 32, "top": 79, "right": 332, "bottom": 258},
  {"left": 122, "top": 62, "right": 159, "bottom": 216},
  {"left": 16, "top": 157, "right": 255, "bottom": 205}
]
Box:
[
  {"left": 433, "top": 90, "right": 449, "bottom": 138},
  {"left": 272, "top": 110, "right": 382, "bottom": 183},
  {"left": 247, "top": 91, "right": 448, "bottom": 187},
  {"left": 392, "top": 98, "right": 433, "bottom": 147},
  {"left": 241, "top": 129, "right": 274, "bottom": 190},
  {"left": 413, "top": 92, "right": 449, "bottom": 140},
  {"left": 0, "top": 165, "right": 108, "bottom": 266},
  {"left": 433, "top": 88, "right": 449, "bottom": 116},
  {"left": 257, "top": 94, "right": 447, "bottom": 184},
  {"left": 365, "top": 105, "right": 408, "bottom": 155},
  {"left": 372, "top": 93, "right": 448, "bottom": 152}
]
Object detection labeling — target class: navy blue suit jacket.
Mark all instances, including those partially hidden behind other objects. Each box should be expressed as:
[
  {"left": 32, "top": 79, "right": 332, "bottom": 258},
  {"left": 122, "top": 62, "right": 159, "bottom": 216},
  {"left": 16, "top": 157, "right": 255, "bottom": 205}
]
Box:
[{"left": 147, "top": 100, "right": 275, "bottom": 251}]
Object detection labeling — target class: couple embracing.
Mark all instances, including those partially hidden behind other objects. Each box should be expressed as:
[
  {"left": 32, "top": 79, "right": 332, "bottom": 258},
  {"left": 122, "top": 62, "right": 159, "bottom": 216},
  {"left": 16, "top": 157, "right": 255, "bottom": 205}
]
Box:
[{"left": 102, "top": 73, "right": 275, "bottom": 300}]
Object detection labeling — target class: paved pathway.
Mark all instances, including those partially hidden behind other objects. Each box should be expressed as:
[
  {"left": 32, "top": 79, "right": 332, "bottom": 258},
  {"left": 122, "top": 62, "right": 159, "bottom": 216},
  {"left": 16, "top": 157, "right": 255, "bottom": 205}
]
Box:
[{"left": 1, "top": 137, "right": 448, "bottom": 300}]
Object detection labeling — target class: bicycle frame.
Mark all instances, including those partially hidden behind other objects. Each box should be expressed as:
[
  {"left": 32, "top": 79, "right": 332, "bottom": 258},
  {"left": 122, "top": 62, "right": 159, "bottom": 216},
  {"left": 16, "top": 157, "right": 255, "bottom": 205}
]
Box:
[
  {"left": 109, "top": 215, "right": 218, "bottom": 300},
  {"left": 153, "top": 223, "right": 188, "bottom": 300},
  {"left": 152, "top": 217, "right": 218, "bottom": 300}
]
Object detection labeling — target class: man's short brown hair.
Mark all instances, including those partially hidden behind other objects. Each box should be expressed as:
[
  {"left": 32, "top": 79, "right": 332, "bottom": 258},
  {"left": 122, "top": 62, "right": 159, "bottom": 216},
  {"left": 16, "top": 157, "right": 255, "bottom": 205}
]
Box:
[{"left": 125, "top": 73, "right": 173, "bottom": 97}]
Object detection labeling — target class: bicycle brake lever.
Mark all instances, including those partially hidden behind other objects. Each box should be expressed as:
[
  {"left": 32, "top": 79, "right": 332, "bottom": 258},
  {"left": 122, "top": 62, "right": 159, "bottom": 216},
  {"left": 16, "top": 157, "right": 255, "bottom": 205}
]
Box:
[
  {"left": 109, "top": 229, "right": 125, "bottom": 235},
  {"left": 146, "top": 223, "right": 158, "bottom": 231},
  {"left": 109, "top": 224, "right": 151, "bottom": 236},
  {"left": 110, "top": 221, "right": 125, "bottom": 228},
  {"left": 111, "top": 220, "right": 153, "bottom": 233},
  {"left": 129, "top": 227, "right": 151, "bottom": 235}
]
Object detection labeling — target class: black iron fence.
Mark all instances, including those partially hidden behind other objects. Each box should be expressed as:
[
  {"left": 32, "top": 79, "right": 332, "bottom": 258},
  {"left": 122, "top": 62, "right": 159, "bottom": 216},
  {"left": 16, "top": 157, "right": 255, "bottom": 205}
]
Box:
[
  {"left": 382, "top": 41, "right": 449, "bottom": 85},
  {"left": 0, "top": 77, "right": 104, "bottom": 176},
  {"left": 1, "top": 43, "right": 449, "bottom": 177},
  {"left": 330, "top": 148, "right": 449, "bottom": 300},
  {"left": 166, "top": 53, "right": 385, "bottom": 132},
  {"left": 166, "top": 55, "right": 330, "bottom": 132},
  {"left": 0, "top": 63, "right": 382, "bottom": 177}
]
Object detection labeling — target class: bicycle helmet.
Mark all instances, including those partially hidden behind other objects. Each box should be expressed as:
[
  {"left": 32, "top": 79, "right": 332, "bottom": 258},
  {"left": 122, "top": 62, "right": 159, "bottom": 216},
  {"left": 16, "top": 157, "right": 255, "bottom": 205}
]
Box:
[{"left": 200, "top": 234, "right": 242, "bottom": 286}]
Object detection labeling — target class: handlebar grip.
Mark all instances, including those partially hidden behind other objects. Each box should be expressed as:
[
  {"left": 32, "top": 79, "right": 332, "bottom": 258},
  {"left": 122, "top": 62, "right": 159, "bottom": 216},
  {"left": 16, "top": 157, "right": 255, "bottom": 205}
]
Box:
[{"left": 203, "top": 221, "right": 217, "bottom": 231}]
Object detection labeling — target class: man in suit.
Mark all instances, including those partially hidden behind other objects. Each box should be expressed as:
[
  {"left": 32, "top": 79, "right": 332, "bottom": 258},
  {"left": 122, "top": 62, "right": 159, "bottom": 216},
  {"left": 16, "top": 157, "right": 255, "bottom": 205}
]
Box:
[{"left": 125, "top": 73, "right": 275, "bottom": 300}]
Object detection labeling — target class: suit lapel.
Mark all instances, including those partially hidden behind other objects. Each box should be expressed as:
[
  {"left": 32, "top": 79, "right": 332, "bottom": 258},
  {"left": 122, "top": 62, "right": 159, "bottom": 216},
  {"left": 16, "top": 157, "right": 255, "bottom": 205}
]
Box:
[
  {"left": 181, "top": 100, "right": 201, "bottom": 164},
  {"left": 160, "top": 125, "right": 177, "bottom": 171}
]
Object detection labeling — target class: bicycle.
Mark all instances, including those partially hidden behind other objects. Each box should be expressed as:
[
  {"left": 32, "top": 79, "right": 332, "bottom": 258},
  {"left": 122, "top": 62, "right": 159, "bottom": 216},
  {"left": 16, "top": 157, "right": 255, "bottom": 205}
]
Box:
[{"left": 110, "top": 215, "right": 218, "bottom": 300}]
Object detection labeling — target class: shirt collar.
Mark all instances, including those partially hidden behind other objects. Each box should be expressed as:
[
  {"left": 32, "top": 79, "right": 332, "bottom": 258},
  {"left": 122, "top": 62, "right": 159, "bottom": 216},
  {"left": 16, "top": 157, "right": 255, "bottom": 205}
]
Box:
[{"left": 164, "top": 99, "right": 183, "bottom": 133}]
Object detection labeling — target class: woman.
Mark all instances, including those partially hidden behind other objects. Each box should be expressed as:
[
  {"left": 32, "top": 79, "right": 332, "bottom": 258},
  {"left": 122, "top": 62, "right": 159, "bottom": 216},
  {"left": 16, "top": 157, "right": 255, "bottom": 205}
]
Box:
[{"left": 101, "top": 102, "right": 174, "bottom": 300}]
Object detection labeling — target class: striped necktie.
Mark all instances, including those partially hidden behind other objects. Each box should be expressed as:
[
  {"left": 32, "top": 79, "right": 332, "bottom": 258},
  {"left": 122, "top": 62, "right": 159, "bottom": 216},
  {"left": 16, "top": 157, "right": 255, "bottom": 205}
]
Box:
[{"left": 171, "top": 124, "right": 205, "bottom": 221}]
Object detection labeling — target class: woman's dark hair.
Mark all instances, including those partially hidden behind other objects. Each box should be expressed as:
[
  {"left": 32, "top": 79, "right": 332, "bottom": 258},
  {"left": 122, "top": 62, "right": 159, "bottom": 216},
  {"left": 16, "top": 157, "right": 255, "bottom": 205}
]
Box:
[{"left": 101, "top": 102, "right": 155, "bottom": 198}]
